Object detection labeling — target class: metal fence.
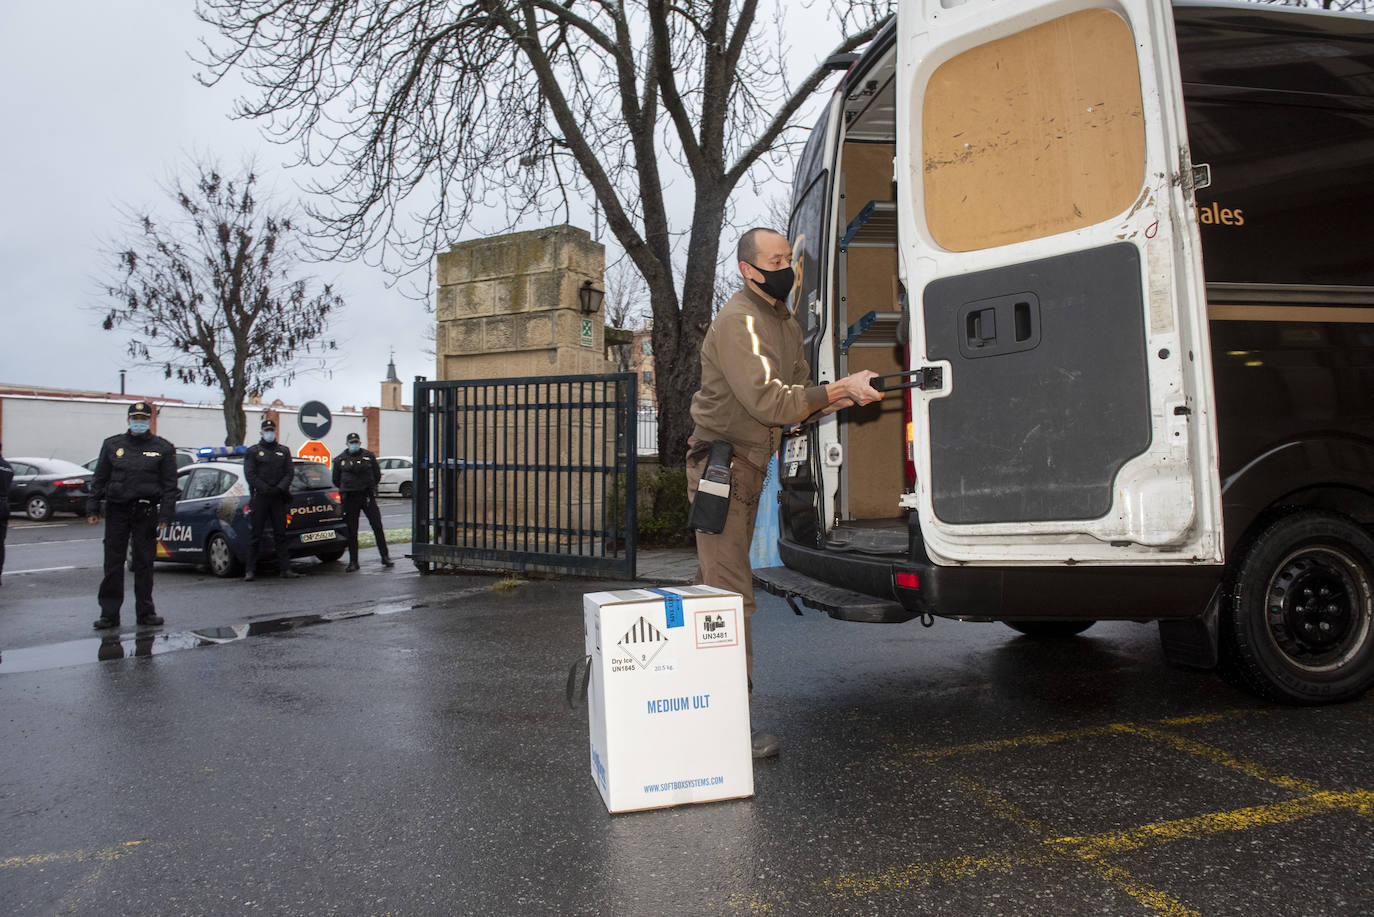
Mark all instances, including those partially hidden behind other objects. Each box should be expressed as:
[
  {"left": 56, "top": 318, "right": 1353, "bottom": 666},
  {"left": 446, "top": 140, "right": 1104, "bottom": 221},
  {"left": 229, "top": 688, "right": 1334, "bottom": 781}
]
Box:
[
  {"left": 637, "top": 409, "right": 658, "bottom": 455},
  {"left": 411, "top": 373, "right": 638, "bottom": 578}
]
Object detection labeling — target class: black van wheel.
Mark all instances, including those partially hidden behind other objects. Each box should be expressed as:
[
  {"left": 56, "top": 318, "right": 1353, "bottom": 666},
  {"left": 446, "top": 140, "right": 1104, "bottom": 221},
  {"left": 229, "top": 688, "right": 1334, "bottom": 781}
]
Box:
[
  {"left": 1224, "top": 509, "right": 1374, "bottom": 704},
  {"left": 206, "top": 533, "right": 243, "bottom": 579},
  {"left": 1005, "top": 620, "right": 1095, "bottom": 638}
]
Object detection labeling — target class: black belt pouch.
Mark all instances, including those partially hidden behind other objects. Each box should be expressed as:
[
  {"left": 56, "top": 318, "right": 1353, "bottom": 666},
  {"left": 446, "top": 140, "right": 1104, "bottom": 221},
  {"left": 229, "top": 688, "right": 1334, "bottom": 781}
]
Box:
[{"left": 688, "top": 440, "right": 734, "bottom": 534}]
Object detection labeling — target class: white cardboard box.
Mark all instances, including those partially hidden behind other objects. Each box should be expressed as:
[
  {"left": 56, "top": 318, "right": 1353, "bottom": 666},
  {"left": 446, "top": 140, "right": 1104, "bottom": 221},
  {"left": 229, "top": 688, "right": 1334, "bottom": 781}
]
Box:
[{"left": 583, "top": 585, "right": 753, "bottom": 813}]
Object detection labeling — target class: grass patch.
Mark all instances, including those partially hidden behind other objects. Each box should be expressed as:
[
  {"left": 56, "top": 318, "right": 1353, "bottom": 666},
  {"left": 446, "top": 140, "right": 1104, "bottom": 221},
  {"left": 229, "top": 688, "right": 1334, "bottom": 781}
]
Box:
[
  {"left": 358, "top": 527, "right": 411, "bottom": 550},
  {"left": 493, "top": 576, "right": 525, "bottom": 591}
]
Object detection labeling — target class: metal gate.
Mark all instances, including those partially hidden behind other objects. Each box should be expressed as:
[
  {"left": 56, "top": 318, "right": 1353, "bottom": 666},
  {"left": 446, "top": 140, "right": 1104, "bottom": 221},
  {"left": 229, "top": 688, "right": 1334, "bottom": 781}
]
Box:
[{"left": 412, "top": 373, "right": 637, "bottom": 578}]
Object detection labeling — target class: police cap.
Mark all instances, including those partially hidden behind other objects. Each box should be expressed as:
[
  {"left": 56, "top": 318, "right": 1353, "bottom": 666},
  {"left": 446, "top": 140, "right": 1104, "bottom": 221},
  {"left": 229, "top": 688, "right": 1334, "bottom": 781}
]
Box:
[
  {"left": 127, "top": 401, "right": 153, "bottom": 418},
  {"left": 260, "top": 419, "right": 276, "bottom": 431},
  {"left": 346, "top": 432, "right": 361, "bottom": 444}
]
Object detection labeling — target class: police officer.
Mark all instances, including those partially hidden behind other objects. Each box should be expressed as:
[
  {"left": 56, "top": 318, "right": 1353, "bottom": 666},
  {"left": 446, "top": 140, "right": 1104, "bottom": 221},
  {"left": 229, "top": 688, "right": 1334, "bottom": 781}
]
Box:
[
  {"left": 87, "top": 402, "right": 179, "bottom": 628},
  {"left": 333, "top": 432, "right": 393, "bottom": 571},
  {"left": 243, "top": 418, "right": 301, "bottom": 581},
  {"left": 0, "top": 442, "right": 13, "bottom": 587}
]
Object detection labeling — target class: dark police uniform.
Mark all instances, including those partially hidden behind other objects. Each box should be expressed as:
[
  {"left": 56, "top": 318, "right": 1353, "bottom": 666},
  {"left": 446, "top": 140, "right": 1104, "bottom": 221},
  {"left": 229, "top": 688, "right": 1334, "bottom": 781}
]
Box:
[
  {"left": 332, "top": 437, "right": 392, "bottom": 570},
  {"left": 88, "top": 404, "right": 178, "bottom": 626},
  {"left": 243, "top": 422, "right": 300, "bottom": 579},
  {"left": 0, "top": 448, "right": 13, "bottom": 585}
]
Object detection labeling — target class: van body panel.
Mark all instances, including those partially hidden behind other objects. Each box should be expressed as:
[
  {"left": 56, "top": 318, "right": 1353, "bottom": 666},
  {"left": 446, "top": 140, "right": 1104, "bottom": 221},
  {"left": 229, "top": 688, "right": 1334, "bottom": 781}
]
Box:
[{"left": 893, "top": 0, "right": 1223, "bottom": 563}]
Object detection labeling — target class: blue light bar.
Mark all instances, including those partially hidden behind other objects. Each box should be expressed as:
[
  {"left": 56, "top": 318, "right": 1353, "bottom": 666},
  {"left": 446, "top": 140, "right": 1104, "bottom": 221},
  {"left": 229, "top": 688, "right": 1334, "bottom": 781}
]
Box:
[{"left": 196, "top": 445, "right": 249, "bottom": 461}]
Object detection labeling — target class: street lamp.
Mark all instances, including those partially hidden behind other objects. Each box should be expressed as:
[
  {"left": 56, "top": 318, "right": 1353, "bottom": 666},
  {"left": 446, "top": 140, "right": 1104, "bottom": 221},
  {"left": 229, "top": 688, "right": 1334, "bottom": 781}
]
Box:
[{"left": 579, "top": 279, "right": 605, "bottom": 315}]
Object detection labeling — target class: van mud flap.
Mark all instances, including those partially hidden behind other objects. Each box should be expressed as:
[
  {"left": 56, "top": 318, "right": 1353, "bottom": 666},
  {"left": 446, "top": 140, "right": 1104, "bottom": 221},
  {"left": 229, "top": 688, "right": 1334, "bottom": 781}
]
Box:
[{"left": 753, "top": 566, "right": 915, "bottom": 624}]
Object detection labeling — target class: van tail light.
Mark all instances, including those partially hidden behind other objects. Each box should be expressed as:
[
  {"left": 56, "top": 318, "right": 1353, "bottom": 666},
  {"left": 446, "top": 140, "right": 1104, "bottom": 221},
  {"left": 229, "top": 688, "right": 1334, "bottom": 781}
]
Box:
[{"left": 328, "top": 490, "right": 341, "bottom": 504}]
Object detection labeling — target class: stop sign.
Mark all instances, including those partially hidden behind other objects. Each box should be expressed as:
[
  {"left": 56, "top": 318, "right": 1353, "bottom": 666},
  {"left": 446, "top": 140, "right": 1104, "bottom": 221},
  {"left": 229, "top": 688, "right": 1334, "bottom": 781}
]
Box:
[{"left": 297, "top": 441, "right": 332, "bottom": 465}]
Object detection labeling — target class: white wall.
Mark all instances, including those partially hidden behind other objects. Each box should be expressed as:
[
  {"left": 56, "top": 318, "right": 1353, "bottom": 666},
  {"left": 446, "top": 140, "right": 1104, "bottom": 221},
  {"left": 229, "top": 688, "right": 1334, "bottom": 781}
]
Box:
[
  {"left": 3, "top": 398, "right": 117, "bottom": 462},
  {"left": 157, "top": 404, "right": 238, "bottom": 451},
  {"left": 0, "top": 395, "right": 413, "bottom": 464},
  {"left": 376, "top": 409, "right": 412, "bottom": 458}
]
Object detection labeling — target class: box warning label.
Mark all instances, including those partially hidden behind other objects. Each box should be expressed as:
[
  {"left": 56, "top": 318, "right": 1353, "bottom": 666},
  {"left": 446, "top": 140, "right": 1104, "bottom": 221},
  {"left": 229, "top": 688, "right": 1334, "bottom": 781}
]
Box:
[
  {"left": 694, "top": 608, "right": 739, "bottom": 649},
  {"left": 616, "top": 615, "right": 669, "bottom": 670}
]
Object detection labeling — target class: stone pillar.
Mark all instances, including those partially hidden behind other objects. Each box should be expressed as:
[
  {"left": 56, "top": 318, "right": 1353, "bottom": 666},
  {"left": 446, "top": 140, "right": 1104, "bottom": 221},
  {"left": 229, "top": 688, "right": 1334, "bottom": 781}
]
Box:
[
  {"left": 434, "top": 225, "right": 613, "bottom": 381},
  {"left": 432, "top": 225, "right": 617, "bottom": 553}
]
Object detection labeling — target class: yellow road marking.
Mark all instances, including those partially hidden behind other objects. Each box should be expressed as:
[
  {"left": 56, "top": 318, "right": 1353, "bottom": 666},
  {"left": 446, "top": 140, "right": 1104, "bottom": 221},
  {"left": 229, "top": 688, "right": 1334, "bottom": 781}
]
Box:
[
  {"left": 904, "top": 710, "right": 1258, "bottom": 762},
  {"left": 820, "top": 788, "right": 1373, "bottom": 909},
  {"left": 1052, "top": 790, "right": 1374, "bottom": 857},
  {"left": 957, "top": 778, "right": 1201, "bottom": 917},
  {"left": 905, "top": 722, "right": 1120, "bottom": 761},
  {"left": 823, "top": 778, "right": 1205, "bottom": 915},
  {"left": 820, "top": 712, "right": 1374, "bottom": 915},
  {"left": 1111, "top": 723, "right": 1322, "bottom": 793},
  {"left": 823, "top": 849, "right": 1043, "bottom": 897},
  {"left": 1, "top": 840, "right": 146, "bottom": 869},
  {"left": 725, "top": 891, "right": 777, "bottom": 913},
  {"left": 1065, "top": 855, "right": 1203, "bottom": 917}
]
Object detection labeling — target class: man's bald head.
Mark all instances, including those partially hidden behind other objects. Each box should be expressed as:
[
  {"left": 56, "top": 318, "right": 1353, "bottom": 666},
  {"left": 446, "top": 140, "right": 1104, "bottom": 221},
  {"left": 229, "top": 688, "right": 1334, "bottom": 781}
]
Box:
[{"left": 737, "top": 228, "right": 786, "bottom": 266}]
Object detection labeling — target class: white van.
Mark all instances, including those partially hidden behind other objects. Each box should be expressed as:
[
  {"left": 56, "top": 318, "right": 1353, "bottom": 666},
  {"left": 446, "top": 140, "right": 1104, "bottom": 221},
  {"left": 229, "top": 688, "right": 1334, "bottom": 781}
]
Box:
[{"left": 757, "top": 0, "right": 1374, "bottom": 704}]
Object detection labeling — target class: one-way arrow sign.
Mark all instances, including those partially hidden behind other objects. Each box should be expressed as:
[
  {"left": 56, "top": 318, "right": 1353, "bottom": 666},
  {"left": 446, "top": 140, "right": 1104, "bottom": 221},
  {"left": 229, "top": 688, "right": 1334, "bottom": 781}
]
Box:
[{"left": 297, "top": 400, "right": 332, "bottom": 440}]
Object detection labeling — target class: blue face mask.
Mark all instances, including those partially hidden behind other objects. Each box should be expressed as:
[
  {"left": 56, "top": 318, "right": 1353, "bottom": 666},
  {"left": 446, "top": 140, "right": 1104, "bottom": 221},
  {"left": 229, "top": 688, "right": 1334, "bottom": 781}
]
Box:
[
  {"left": 263, "top": 432, "right": 276, "bottom": 444},
  {"left": 348, "top": 443, "right": 361, "bottom": 453},
  {"left": 129, "top": 420, "right": 150, "bottom": 435}
]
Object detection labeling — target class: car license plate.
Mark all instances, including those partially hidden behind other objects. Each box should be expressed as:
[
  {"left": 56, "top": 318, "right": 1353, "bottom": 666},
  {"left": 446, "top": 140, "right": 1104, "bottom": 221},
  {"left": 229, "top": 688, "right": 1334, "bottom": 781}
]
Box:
[
  {"left": 299, "top": 530, "right": 334, "bottom": 544},
  {"left": 783, "top": 435, "right": 807, "bottom": 464}
]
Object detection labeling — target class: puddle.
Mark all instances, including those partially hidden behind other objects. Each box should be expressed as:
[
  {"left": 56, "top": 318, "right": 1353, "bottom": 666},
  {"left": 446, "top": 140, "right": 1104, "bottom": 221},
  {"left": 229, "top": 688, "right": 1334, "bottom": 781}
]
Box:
[{"left": 0, "top": 601, "right": 427, "bottom": 675}]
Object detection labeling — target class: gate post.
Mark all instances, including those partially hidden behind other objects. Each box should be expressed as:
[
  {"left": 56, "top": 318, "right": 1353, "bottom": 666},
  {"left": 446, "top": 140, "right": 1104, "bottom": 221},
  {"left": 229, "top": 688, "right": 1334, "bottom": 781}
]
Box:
[{"left": 434, "top": 224, "right": 612, "bottom": 382}]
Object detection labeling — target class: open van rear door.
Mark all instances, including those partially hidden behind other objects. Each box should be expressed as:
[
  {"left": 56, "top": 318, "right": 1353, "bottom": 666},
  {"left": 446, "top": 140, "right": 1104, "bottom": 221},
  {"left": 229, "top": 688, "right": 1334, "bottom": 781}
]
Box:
[{"left": 895, "top": 0, "right": 1222, "bottom": 565}]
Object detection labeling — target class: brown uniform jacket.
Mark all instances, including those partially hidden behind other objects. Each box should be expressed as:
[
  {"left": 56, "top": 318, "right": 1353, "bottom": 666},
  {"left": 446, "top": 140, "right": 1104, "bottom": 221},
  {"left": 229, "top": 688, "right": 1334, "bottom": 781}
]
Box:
[{"left": 690, "top": 287, "right": 828, "bottom": 468}]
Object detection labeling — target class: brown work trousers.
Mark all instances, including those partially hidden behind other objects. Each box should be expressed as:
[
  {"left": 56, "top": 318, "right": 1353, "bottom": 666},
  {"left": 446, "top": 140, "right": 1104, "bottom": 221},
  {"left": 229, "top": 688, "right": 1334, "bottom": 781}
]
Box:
[{"left": 686, "top": 438, "right": 767, "bottom": 686}]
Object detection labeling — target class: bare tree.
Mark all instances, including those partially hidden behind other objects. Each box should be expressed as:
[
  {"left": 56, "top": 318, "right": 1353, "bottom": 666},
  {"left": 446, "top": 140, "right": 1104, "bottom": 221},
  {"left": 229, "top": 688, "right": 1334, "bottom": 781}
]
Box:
[
  {"left": 194, "top": 0, "right": 893, "bottom": 468},
  {"left": 604, "top": 258, "right": 647, "bottom": 373},
  {"left": 102, "top": 159, "right": 343, "bottom": 446},
  {"left": 605, "top": 259, "right": 648, "bottom": 332}
]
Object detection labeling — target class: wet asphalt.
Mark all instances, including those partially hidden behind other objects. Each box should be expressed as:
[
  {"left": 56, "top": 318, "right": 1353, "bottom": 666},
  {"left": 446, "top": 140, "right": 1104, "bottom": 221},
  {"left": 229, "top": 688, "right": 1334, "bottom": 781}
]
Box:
[{"left": 1, "top": 515, "right": 1372, "bottom": 916}]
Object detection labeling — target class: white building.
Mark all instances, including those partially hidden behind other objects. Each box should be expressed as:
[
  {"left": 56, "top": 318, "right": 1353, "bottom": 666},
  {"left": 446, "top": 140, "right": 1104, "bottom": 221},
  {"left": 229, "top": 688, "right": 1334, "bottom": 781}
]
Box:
[{"left": 0, "top": 361, "right": 412, "bottom": 464}]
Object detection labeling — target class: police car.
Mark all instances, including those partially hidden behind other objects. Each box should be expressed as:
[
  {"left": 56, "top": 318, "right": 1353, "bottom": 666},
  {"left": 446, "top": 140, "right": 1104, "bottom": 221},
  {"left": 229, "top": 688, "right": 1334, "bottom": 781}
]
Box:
[{"left": 153, "top": 447, "right": 348, "bottom": 577}]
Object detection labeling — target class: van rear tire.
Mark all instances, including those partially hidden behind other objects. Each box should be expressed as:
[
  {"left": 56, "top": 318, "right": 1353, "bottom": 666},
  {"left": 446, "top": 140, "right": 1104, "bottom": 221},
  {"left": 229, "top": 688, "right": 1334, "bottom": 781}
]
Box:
[{"left": 1223, "top": 509, "right": 1374, "bottom": 704}]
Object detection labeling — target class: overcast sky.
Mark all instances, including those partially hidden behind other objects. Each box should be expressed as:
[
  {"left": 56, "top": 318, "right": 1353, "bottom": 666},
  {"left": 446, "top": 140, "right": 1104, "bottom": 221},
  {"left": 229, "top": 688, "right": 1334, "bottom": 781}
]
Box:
[
  {"left": 0, "top": 2, "right": 838, "bottom": 415},
  {"left": 1, "top": 1, "right": 462, "bottom": 412}
]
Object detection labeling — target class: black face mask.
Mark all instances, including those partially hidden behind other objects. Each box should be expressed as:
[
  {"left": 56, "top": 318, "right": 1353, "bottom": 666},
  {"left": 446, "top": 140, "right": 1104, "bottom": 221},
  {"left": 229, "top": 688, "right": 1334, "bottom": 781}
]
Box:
[{"left": 748, "top": 263, "right": 795, "bottom": 302}]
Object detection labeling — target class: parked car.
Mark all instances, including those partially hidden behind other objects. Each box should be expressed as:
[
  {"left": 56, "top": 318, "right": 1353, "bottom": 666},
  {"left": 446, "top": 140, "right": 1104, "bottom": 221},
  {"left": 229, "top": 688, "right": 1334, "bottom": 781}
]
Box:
[
  {"left": 376, "top": 456, "right": 414, "bottom": 498},
  {"left": 5, "top": 457, "right": 94, "bottom": 521},
  {"left": 153, "top": 459, "right": 347, "bottom": 577}
]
